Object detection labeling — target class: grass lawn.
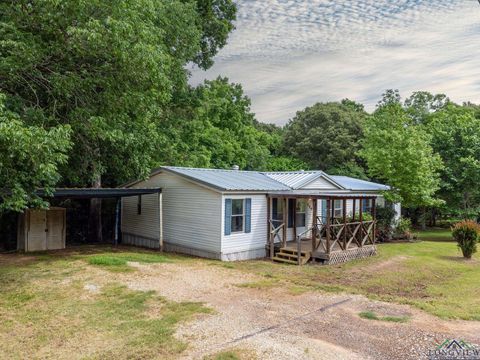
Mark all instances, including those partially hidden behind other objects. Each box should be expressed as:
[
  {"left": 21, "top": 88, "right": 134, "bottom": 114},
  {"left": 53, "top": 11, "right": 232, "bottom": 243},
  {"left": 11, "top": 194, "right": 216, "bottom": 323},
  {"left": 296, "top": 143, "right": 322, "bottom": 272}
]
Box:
[
  {"left": 227, "top": 229, "right": 480, "bottom": 321},
  {"left": 414, "top": 228, "right": 453, "bottom": 242},
  {"left": 0, "top": 246, "right": 209, "bottom": 359}
]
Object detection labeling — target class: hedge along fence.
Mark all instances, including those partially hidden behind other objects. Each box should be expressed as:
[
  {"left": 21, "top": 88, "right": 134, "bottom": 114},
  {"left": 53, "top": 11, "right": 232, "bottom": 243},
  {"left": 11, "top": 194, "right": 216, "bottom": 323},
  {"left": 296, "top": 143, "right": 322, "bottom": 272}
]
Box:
[{"left": 451, "top": 220, "right": 480, "bottom": 259}]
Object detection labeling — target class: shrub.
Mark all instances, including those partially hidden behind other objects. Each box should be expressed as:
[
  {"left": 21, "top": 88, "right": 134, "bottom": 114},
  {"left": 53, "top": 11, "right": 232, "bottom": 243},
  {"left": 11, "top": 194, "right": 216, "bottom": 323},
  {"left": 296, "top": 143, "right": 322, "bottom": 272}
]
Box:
[
  {"left": 451, "top": 220, "right": 480, "bottom": 259},
  {"left": 395, "top": 217, "right": 412, "bottom": 235}
]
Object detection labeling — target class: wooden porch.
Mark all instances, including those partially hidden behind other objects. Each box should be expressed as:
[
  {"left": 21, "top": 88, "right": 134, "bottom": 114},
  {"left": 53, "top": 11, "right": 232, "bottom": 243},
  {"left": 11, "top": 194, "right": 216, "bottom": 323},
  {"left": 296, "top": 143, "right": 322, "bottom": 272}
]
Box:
[{"left": 266, "top": 194, "right": 377, "bottom": 265}]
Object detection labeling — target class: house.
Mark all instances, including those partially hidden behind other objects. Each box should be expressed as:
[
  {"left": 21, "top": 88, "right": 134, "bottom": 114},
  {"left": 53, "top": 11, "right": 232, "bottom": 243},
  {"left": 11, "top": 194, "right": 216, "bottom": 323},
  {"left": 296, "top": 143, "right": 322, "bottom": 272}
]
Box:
[{"left": 121, "top": 166, "right": 399, "bottom": 264}]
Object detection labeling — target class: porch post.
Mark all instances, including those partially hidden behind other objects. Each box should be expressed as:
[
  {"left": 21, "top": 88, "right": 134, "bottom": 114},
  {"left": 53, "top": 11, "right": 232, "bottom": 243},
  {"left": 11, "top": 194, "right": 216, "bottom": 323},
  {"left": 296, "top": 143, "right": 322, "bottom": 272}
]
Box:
[
  {"left": 352, "top": 198, "right": 356, "bottom": 221},
  {"left": 282, "top": 197, "right": 287, "bottom": 248},
  {"left": 359, "top": 198, "right": 363, "bottom": 247},
  {"left": 372, "top": 197, "right": 376, "bottom": 244},
  {"left": 326, "top": 198, "right": 331, "bottom": 254},
  {"left": 292, "top": 198, "right": 297, "bottom": 240},
  {"left": 312, "top": 198, "right": 317, "bottom": 254},
  {"left": 342, "top": 198, "right": 347, "bottom": 250},
  {"left": 267, "top": 196, "right": 273, "bottom": 259}
]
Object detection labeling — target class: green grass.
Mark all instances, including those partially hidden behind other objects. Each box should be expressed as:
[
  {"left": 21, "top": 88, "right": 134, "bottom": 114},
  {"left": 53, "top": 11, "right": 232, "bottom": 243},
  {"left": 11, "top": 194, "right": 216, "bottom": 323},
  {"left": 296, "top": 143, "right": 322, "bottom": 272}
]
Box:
[
  {"left": 359, "top": 311, "right": 409, "bottom": 323},
  {"left": 0, "top": 249, "right": 210, "bottom": 359},
  {"left": 415, "top": 228, "right": 452, "bottom": 242},
  {"left": 86, "top": 250, "right": 172, "bottom": 271},
  {"left": 204, "top": 349, "right": 257, "bottom": 360},
  {"left": 230, "top": 231, "right": 480, "bottom": 320}
]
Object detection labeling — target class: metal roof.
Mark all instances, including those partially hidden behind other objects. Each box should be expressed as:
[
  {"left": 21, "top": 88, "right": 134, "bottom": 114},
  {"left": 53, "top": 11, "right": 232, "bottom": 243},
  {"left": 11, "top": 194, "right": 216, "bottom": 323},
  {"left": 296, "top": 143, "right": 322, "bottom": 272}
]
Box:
[
  {"left": 262, "top": 171, "right": 343, "bottom": 189},
  {"left": 329, "top": 176, "right": 390, "bottom": 191},
  {"left": 36, "top": 188, "right": 161, "bottom": 199},
  {"left": 266, "top": 191, "right": 378, "bottom": 199},
  {"left": 124, "top": 166, "right": 390, "bottom": 193},
  {"left": 162, "top": 167, "right": 290, "bottom": 191}
]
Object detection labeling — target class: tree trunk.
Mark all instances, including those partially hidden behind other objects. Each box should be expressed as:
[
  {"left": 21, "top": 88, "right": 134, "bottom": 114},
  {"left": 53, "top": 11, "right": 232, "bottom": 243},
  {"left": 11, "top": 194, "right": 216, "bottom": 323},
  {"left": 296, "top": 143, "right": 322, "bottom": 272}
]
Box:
[
  {"left": 421, "top": 207, "right": 427, "bottom": 231},
  {"left": 88, "top": 176, "right": 102, "bottom": 243}
]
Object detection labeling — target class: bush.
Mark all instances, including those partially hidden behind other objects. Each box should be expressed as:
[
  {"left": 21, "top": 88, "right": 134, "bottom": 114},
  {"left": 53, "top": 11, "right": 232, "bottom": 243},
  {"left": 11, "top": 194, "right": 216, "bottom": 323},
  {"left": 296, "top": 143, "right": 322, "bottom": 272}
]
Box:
[
  {"left": 395, "top": 217, "right": 412, "bottom": 234},
  {"left": 451, "top": 220, "right": 480, "bottom": 259}
]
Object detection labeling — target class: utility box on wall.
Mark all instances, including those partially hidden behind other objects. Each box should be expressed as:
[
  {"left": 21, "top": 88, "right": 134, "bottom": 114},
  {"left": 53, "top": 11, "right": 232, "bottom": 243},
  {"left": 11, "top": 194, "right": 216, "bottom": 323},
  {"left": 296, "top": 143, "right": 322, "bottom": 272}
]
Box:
[{"left": 17, "top": 208, "right": 66, "bottom": 252}]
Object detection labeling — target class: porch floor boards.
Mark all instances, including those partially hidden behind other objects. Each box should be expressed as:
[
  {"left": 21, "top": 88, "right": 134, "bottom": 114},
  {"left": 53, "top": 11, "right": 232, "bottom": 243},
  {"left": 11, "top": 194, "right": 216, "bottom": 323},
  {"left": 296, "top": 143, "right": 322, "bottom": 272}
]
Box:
[{"left": 273, "top": 239, "right": 376, "bottom": 264}]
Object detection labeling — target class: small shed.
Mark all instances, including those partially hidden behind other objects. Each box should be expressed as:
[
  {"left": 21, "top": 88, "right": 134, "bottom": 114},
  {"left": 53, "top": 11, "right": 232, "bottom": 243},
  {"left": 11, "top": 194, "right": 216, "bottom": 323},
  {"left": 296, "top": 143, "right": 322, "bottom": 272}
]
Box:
[{"left": 17, "top": 207, "right": 66, "bottom": 252}]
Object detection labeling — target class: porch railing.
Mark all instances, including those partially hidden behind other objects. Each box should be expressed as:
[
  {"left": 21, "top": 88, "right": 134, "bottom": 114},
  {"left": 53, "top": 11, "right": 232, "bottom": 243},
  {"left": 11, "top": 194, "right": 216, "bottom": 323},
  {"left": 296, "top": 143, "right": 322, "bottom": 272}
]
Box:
[{"left": 268, "top": 219, "right": 285, "bottom": 259}]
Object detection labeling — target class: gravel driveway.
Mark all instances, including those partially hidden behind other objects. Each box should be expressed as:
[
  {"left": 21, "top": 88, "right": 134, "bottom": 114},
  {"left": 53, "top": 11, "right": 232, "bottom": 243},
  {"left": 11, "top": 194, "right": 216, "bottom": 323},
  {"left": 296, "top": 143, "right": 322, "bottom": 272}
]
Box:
[{"left": 120, "top": 261, "right": 480, "bottom": 360}]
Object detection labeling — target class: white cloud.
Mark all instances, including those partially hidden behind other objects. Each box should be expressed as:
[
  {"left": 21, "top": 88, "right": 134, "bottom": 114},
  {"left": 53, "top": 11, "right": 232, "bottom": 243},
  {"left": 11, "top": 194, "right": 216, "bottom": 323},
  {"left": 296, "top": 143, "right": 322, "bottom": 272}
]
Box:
[{"left": 190, "top": 0, "right": 480, "bottom": 125}]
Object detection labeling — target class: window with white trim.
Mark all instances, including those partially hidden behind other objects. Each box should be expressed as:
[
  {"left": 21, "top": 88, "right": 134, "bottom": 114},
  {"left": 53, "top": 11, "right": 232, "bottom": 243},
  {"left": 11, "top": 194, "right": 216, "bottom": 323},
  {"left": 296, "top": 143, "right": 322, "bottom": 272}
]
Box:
[
  {"left": 231, "top": 199, "right": 244, "bottom": 233},
  {"left": 333, "top": 200, "right": 343, "bottom": 218}
]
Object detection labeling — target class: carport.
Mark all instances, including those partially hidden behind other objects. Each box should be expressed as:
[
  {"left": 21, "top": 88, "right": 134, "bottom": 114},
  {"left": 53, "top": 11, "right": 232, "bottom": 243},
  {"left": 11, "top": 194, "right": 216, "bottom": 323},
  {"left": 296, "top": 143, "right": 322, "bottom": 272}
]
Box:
[{"left": 16, "top": 188, "right": 162, "bottom": 252}]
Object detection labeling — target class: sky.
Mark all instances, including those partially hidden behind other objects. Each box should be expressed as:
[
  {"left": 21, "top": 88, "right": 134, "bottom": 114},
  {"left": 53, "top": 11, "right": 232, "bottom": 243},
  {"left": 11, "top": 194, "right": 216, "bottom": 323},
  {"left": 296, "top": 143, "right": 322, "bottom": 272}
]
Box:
[{"left": 190, "top": 0, "right": 480, "bottom": 125}]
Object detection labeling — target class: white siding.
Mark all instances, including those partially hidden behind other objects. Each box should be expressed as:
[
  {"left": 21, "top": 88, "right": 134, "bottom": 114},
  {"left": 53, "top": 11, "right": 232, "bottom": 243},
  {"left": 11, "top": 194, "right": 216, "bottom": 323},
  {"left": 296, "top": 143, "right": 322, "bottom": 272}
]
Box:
[
  {"left": 221, "top": 194, "right": 267, "bottom": 254},
  {"left": 125, "top": 172, "right": 222, "bottom": 254},
  {"left": 301, "top": 176, "right": 338, "bottom": 190},
  {"left": 122, "top": 193, "right": 160, "bottom": 241}
]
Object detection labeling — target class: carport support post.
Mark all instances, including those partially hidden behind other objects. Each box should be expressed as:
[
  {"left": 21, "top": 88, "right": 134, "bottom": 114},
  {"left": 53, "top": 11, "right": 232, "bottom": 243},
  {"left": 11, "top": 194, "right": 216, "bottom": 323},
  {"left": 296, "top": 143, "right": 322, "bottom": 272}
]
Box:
[
  {"left": 114, "top": 197, "right": 121, "bottom": 246},
  {"left": 159, "top": 192, "right": 163, "bottom": 251}
]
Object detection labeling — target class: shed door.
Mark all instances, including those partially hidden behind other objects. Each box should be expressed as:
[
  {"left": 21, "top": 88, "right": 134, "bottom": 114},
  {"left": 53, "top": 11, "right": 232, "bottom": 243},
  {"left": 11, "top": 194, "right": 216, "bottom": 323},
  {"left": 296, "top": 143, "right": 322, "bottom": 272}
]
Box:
[
  {"left": 27, "top": 210, "right": 47, "bottom": 251},
  {"left": 47, "top": 209, "right": 65, "bottom": 250}
]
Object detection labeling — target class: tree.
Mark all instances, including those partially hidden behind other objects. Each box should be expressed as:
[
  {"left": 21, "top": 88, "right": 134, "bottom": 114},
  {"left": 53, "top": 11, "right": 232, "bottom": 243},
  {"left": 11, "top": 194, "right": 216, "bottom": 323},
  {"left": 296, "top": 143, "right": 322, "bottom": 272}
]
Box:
[
  {"left": 425, "top": 104, "right": 480, "bottom": 217},
  {"left": 359, "top": 103, "right": 443, "bottom": 210},
  {"left": 158, "top": 77, "right": 285, "bottom": 170},
  {"left": 282, "top": 101, "right": 366, "bottom": 176},
  {"left": 0, "top": 0, "right": 236, "bottom": 239},
  {"left": 404, "top": 91, "right": 449, "bottom": 124},
  {"left": 0, "top": 95, "right": 71, "bottom": 212}
]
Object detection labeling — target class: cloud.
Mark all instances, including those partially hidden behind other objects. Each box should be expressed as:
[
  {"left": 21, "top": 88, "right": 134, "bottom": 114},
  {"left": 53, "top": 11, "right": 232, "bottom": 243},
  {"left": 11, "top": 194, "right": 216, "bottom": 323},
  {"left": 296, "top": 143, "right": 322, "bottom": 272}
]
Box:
[{"left": 190, "top": 0, "right": 480, "bottom": 125}]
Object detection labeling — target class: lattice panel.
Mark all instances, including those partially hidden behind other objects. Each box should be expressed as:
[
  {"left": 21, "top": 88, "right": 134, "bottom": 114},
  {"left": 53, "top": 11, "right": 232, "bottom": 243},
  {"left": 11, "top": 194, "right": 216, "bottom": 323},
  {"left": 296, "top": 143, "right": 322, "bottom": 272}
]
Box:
[{"left": 326, "top": 245, "right": 377, "bottom": 265}]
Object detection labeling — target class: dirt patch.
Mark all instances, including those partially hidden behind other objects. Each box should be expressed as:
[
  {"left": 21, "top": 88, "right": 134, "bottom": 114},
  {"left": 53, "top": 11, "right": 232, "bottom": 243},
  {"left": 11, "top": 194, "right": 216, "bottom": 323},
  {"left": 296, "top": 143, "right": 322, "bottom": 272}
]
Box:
[
  {"left": 360, "top": 255, "right": 412, "bottom": 272},
  {"left": 115, "top": 260, "right": 480, "bottom": 360}
]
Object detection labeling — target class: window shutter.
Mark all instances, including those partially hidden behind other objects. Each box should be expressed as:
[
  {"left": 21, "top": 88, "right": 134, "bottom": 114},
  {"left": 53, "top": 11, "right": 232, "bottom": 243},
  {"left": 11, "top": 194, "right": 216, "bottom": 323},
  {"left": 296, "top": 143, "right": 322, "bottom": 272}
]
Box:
[
  {"left": 245, "top": 198, "right": 252, "bottom": 233},
  {"left": 224, "top": 199, "right": 232, "bottom": 236},
  {"left": 321, "top": 200, "right": 327, "bottom": 223}
]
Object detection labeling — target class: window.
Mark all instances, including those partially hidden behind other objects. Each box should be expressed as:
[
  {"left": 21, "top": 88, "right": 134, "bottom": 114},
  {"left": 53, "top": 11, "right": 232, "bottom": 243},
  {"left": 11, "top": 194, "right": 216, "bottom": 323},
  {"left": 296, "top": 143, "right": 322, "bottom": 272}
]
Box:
[
  {"left": 231, "top": 199, "right": 244, "bottom": 233},
  {"left": 272, "top": 198, "right": 284, "bottom": 225},
  {"left": 362, "top": 199, "right": 373, "bottom": 214},
  {"left": 288, "top": 199, "right": 306, "bottom": 228},
  {"left": 333, "top": 200, "right": 343, "bottom": 218}
]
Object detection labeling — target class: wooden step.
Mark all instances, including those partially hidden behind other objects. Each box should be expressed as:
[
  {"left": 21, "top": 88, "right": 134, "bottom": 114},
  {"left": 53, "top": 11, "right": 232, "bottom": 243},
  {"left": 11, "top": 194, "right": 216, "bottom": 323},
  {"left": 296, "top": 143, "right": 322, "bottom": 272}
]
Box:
[
  {"left": 279, "top": 247, "right": 310, "bottom": 256},
  {"left": 273, "top": 251, "right": 311, "bottom": 265},
  {"left": 272, "top": 257, "right": 298, "bottom": 264}
]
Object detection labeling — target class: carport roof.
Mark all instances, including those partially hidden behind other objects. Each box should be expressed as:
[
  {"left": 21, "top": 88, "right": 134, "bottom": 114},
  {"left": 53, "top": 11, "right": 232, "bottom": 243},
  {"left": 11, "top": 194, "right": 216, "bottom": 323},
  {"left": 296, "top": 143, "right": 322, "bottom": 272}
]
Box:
[{"left": 36, "top": 188, "right": 161, "bottom": 199}]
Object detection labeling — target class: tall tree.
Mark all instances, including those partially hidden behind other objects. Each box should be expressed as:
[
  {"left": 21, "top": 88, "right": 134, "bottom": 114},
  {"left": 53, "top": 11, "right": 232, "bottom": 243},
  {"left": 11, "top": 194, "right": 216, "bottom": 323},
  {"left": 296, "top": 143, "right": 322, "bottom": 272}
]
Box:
[
  {"left": 0, "top": 0, "right": 236, "bottom": 238},
  {"left": 282, "top": 101, "right": 366, "bottom": 176},
  {"left": 159, "top": 77, "right": 283, "bottom": 170},
  {"left": 359, "top": 103, "right": 443, "bottom": 211},
  {"left": 425, "top": 104, "right": 480, "bottom": 217},
  {"left": 0, "top": 95, "right": 71, "bottom": 212}
]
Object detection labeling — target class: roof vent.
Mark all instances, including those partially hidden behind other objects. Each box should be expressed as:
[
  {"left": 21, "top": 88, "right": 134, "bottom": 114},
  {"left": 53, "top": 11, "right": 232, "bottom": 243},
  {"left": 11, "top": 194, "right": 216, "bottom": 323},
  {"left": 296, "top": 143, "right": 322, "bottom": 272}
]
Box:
[
  {"left": 232, "top": 165, "right": 239, "bottom": 171},
  {"left": 299, "top": 169, "right": 305, "bottom": 172}
]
